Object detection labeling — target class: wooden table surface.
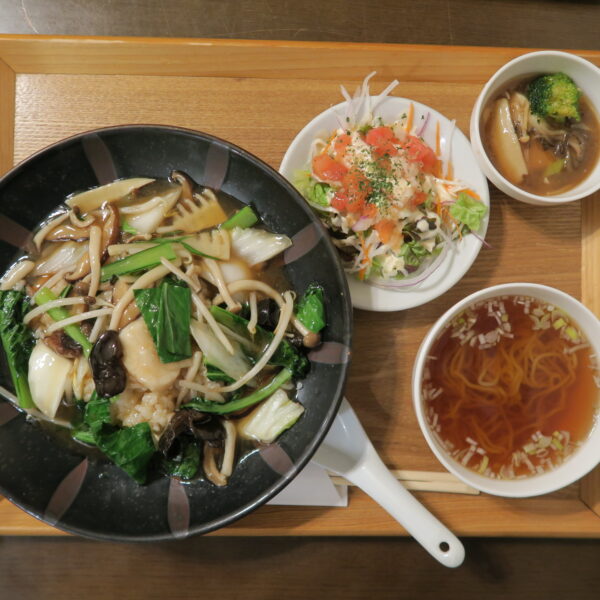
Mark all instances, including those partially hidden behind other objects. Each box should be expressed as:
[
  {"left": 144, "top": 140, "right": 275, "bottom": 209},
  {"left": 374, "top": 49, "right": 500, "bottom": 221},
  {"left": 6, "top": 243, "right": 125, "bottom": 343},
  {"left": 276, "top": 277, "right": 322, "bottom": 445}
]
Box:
[{"left": 1, "top": 1, "right": 600, "bottom": 598}]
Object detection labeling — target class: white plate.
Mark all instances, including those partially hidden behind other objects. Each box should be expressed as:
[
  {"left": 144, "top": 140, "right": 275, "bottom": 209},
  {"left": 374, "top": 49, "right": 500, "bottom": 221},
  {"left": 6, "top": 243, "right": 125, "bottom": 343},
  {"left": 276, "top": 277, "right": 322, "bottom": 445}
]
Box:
[{"left": 279, "top": 96, "right": 490, "bottom": 312}]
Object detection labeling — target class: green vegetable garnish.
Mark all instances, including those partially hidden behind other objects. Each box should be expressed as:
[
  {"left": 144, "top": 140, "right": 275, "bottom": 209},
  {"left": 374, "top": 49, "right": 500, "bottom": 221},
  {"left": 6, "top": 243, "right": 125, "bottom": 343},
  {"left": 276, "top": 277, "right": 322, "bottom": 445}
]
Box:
[
  {"left": 450, "top": 192, "right": 487, "bottom": 232},
  {"left": 100, "top": 243, "right": 177, "bottom": 282},
  {"left": 209, "top": 305, "right": 309, "bottom": 378},
  {"left": 0, "top": 290, "right": 35, "bottom": 408},
  {"left": 35, "top": 287, "right": 93, "bottom": 357},
  {"left": 293, "top": 170, "right": 331, "bottom": 207},
  {"left": 399, "top": 241, "right": 430, "bottom": 268},
  {"left": 73, "top": 394, "right": 156, "bottom": 484},
  {"left": 185, "top": 367, "right": 292, "bottom": 414},
  {"left": 162, "top": 441, "right": 201, "bottom": 480},
  {"left": 134, "top": 277, "right": 192, "bottom": 363},
  {"left": 205, "top": 364, "right": 235, "bottom": 384},
  {"left": 296, "top": 283, "right": 326, "bottom": 333},
  {"left": 221, "top": 206, "right": 259, "bottom": 230}
]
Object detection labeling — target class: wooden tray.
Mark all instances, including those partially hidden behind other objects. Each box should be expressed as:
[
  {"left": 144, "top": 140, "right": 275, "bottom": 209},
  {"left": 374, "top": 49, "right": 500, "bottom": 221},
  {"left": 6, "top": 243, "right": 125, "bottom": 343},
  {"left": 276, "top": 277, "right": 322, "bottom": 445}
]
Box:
[{"left": 0, "top": 35, "right": 599, "bottom": 537}]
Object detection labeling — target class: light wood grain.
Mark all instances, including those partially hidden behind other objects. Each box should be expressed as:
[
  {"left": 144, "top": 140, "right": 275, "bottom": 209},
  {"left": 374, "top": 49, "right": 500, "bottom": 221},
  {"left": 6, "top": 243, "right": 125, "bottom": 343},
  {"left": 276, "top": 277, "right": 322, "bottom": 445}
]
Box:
[
  {"left": 0, "top": 57, "right": 15, "bottom": 175},
  {"left": 1, "top": 36, "right": 600, "bottom": 537},
  {"left": 581, "top": 192, "right": 600, "bottom": 516},
  {"left": 1, "top": 35, "right": 599, "bottom": 81}
]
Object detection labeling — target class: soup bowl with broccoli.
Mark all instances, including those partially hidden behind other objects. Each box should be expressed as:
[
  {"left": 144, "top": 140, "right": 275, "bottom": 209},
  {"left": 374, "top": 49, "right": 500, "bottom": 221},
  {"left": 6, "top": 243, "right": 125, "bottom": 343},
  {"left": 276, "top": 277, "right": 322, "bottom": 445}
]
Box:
[{"left": 470, "top": 51, "right": 600, "bottom": 205}]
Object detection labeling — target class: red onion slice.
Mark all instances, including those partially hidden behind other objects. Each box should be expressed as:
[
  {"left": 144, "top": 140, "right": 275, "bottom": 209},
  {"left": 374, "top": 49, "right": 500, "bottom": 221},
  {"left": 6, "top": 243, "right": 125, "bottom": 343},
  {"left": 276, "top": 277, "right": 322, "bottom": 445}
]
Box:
[{"left": 415, "top": 112, "right": 431, "bottom": 137}]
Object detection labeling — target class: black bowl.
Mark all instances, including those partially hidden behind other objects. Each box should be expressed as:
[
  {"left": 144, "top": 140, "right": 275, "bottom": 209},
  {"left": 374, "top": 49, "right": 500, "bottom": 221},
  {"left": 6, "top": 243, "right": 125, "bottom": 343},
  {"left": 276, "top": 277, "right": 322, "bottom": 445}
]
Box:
[{"left": 0, "top": 125, "right": 352, "bottom": 540}]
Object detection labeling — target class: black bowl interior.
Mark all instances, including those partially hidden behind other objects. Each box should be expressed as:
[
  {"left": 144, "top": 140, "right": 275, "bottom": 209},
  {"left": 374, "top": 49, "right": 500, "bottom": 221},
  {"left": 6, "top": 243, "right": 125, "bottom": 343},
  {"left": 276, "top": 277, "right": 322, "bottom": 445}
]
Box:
[{"left": 0, "top": 125, "right": 352, "bottom": 541}]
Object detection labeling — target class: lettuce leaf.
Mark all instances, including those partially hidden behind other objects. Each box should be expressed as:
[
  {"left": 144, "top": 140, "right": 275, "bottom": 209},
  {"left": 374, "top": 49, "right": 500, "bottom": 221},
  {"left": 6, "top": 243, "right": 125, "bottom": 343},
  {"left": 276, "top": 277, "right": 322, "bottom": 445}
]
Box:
[{"left": 450, "top": 192, "right": 487, "bottom": 231}]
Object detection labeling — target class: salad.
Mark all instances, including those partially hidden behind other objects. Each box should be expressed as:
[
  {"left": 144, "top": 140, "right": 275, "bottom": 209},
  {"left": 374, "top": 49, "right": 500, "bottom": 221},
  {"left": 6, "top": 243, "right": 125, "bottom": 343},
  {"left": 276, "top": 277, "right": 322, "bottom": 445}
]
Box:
[{"left": 294, "top": 74, "right": 488, "bottom": 288}]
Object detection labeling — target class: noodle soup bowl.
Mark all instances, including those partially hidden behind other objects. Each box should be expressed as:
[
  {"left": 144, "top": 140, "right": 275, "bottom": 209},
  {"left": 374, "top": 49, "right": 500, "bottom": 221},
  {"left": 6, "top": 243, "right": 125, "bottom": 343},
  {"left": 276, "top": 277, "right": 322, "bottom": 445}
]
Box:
[
  {"left": 412, "top": 283, "right": 600, "bottom": 497},
  {"left": 470, "top": 51, "right": 600, "bottom": 206},
  {"left": 0, "top": 125, "right": 352, "bottom": 540}
]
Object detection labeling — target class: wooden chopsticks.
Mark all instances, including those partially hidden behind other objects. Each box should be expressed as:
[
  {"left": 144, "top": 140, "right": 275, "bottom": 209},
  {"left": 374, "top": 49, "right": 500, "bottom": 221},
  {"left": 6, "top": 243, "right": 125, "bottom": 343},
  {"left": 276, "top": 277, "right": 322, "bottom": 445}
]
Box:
[{"left": 328, "top": 470, "right": 480, "bottom": 495}]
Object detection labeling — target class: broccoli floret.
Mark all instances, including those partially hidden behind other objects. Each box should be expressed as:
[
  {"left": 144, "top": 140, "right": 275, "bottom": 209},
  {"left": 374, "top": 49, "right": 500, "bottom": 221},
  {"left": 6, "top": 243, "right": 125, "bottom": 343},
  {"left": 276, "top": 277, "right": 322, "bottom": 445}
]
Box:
[{"left": 527, "top": 72, "right": 581, "bottom": 124}]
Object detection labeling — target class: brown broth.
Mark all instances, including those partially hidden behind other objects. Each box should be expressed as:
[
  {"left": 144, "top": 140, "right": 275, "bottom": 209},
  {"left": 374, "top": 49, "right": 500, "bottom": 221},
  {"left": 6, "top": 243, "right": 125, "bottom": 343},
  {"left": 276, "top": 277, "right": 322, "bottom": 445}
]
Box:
[
  {"left": 482, "top": 76, "right": 600, "bottom": 196},
  {"left": 422, "top": 296, "right": 599, "bottom": 479}
]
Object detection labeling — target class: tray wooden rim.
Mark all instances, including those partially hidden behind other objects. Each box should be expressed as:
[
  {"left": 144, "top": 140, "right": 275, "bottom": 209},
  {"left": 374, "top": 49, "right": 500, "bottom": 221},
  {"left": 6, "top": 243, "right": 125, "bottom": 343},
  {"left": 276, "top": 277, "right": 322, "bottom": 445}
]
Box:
[{"left": 0, "top": 34, "right": 599, "bottom": 538}]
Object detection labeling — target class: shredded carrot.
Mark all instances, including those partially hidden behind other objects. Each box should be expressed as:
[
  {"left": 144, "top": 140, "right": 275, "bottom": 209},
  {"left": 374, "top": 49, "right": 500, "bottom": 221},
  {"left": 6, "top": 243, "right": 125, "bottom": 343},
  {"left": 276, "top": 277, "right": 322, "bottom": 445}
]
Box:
[
  {"left": 435, "top": 121, "right": 441, "bottom": 156},
  {"left": 462, "top": 188, "right": 481, "bottom": 201},
  {"left": 405, "top": 103, "right": 414, "bottom": 133}
]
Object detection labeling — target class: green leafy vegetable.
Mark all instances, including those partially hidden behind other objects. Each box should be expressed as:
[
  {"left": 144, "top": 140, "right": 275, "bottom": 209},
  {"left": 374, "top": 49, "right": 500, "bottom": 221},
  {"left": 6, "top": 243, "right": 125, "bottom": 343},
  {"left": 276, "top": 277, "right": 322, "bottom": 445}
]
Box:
[
  {"left": 296, "top": 283, "right": 326, "bottom": 333},
  {"left": 185, "top": 367, "right": 292, "bottom": 414},
  {"left": 74, "top": 394, "right": 156, "bottom": 484},
  {"left": 0, "top": 290, "right": 35, "bottom": 408},
  {"left": 449, "top": 192, "right": 487, "bottom": 232},
  {"left": 209, "top": 305, "right": 309, "bottom": 378},
  {"left": 221, "top": 206, "right": 259, "bottom": 230},
  {"left": 162, "top": 440, "right": 201, "bottom": 480},
  {"left": 34, "top": 287, "right": 93, "bottom": 357},
  {"left": 134, "top": 277, "right": 192, "bottom": 363},
  {"left": 399, "top": 241, "right": 430, "bottom": 268},
  {"left": 293, "top": 170, "right": 331, "bottom": 207},
  {"left": 100, "top": 243, "right": 177, "bottom": 282},
  {"left": 98, "top": 423, "right": 156, "bottom": 484},
  {"left": 205, "top": 364, "right": 235, "bottom": 384}
]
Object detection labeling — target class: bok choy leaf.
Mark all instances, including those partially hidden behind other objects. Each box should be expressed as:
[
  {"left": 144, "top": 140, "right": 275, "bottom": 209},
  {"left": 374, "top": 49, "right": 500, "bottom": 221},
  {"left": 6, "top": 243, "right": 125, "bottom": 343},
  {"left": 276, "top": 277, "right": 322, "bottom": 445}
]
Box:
[
  {"left": 209, "top": 305, "right": 309, "bottom": 378},
  {"left": 134, "top": 277, "right": 192, "bottom": 363},
  {"left": 0, "top": 290, "right": 35, "bottom": 408},
  {"left": 295, "top": 283, "right": 326, "bottom": 333},
  {"left": 185, "top": 367, "right": 292, "bottom": 414}
]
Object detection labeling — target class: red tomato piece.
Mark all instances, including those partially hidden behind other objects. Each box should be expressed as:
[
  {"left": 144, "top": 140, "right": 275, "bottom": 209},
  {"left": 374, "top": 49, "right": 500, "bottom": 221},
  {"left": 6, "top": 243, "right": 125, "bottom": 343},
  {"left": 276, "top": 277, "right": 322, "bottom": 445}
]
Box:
[
  {"left": 312, "top": 153, "right": 348, "bottom": 182},
  {"left": 365, "top": 126, "right": 398, "bottom": 157},
  {"left": 403, "top": 136, "right": 437, "bottom": 173},
  {"left": 331, "top": 192, "right": 349, "bottom": 212},
  {"left": 342, "top": 169, "right": 371, "bottom": 213},
  {"left": 410, "top": 191, "right": 427, "bottom": 209}
]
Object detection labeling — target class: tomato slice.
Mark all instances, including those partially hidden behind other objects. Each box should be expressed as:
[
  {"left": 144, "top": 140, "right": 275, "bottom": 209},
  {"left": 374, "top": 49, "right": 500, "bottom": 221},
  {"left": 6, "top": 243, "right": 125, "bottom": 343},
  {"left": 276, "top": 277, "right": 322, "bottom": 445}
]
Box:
[
  {"left": 410, "top": 191, "right": 427, "bottom": 209},
  {"left": 312, "top": 153, "right": 348, "bottom": 182},
  {"left": 331, "top": 191, "right": 349, "bottom": 212},
  {"left": 342, "top": 169, "right": 371, "bottom": 213},
  {"left": 373, "top": 219, "right": 396, "bottom": 245},
  {"left": 365, "top": 126, "right": 398, "bottom": 157},
  {"left": 403, "top": 136, "right": 437, "bottom": 173}
]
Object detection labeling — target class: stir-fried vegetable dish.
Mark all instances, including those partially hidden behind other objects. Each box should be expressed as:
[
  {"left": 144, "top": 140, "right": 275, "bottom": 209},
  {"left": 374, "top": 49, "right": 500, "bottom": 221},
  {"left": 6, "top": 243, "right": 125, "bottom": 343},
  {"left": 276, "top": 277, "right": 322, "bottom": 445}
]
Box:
[{"left": 0, "top": 172, "right": 325, "bottom": 484}]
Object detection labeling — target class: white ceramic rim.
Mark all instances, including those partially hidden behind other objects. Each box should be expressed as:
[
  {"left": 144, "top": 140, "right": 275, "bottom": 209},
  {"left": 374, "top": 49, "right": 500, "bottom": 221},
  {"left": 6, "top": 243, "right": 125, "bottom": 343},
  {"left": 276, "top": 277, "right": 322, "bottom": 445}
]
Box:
[
  {"left": 412, "top": 282, "right": 600, "bottom": 497},
  {"left": 470, "top": 50, "right": 600, "bottom": 205},
  {"left": 280, "top": 96, "right": 490, "bottom": 312}
]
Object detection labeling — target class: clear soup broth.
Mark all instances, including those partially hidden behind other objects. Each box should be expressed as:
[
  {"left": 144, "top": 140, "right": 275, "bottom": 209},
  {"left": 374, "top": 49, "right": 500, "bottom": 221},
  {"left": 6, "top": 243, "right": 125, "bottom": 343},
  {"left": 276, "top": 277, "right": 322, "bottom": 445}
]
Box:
[{"left": 422, "top": 295, "right": 599, "bottom": 479}]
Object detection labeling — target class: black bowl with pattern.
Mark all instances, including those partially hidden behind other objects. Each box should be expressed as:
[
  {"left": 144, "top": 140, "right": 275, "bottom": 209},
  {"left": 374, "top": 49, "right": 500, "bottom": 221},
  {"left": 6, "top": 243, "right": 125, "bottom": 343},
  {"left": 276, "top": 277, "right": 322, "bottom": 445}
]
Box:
[{"left": 0, "top": 125, "right": 352, "bottom": 540}]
